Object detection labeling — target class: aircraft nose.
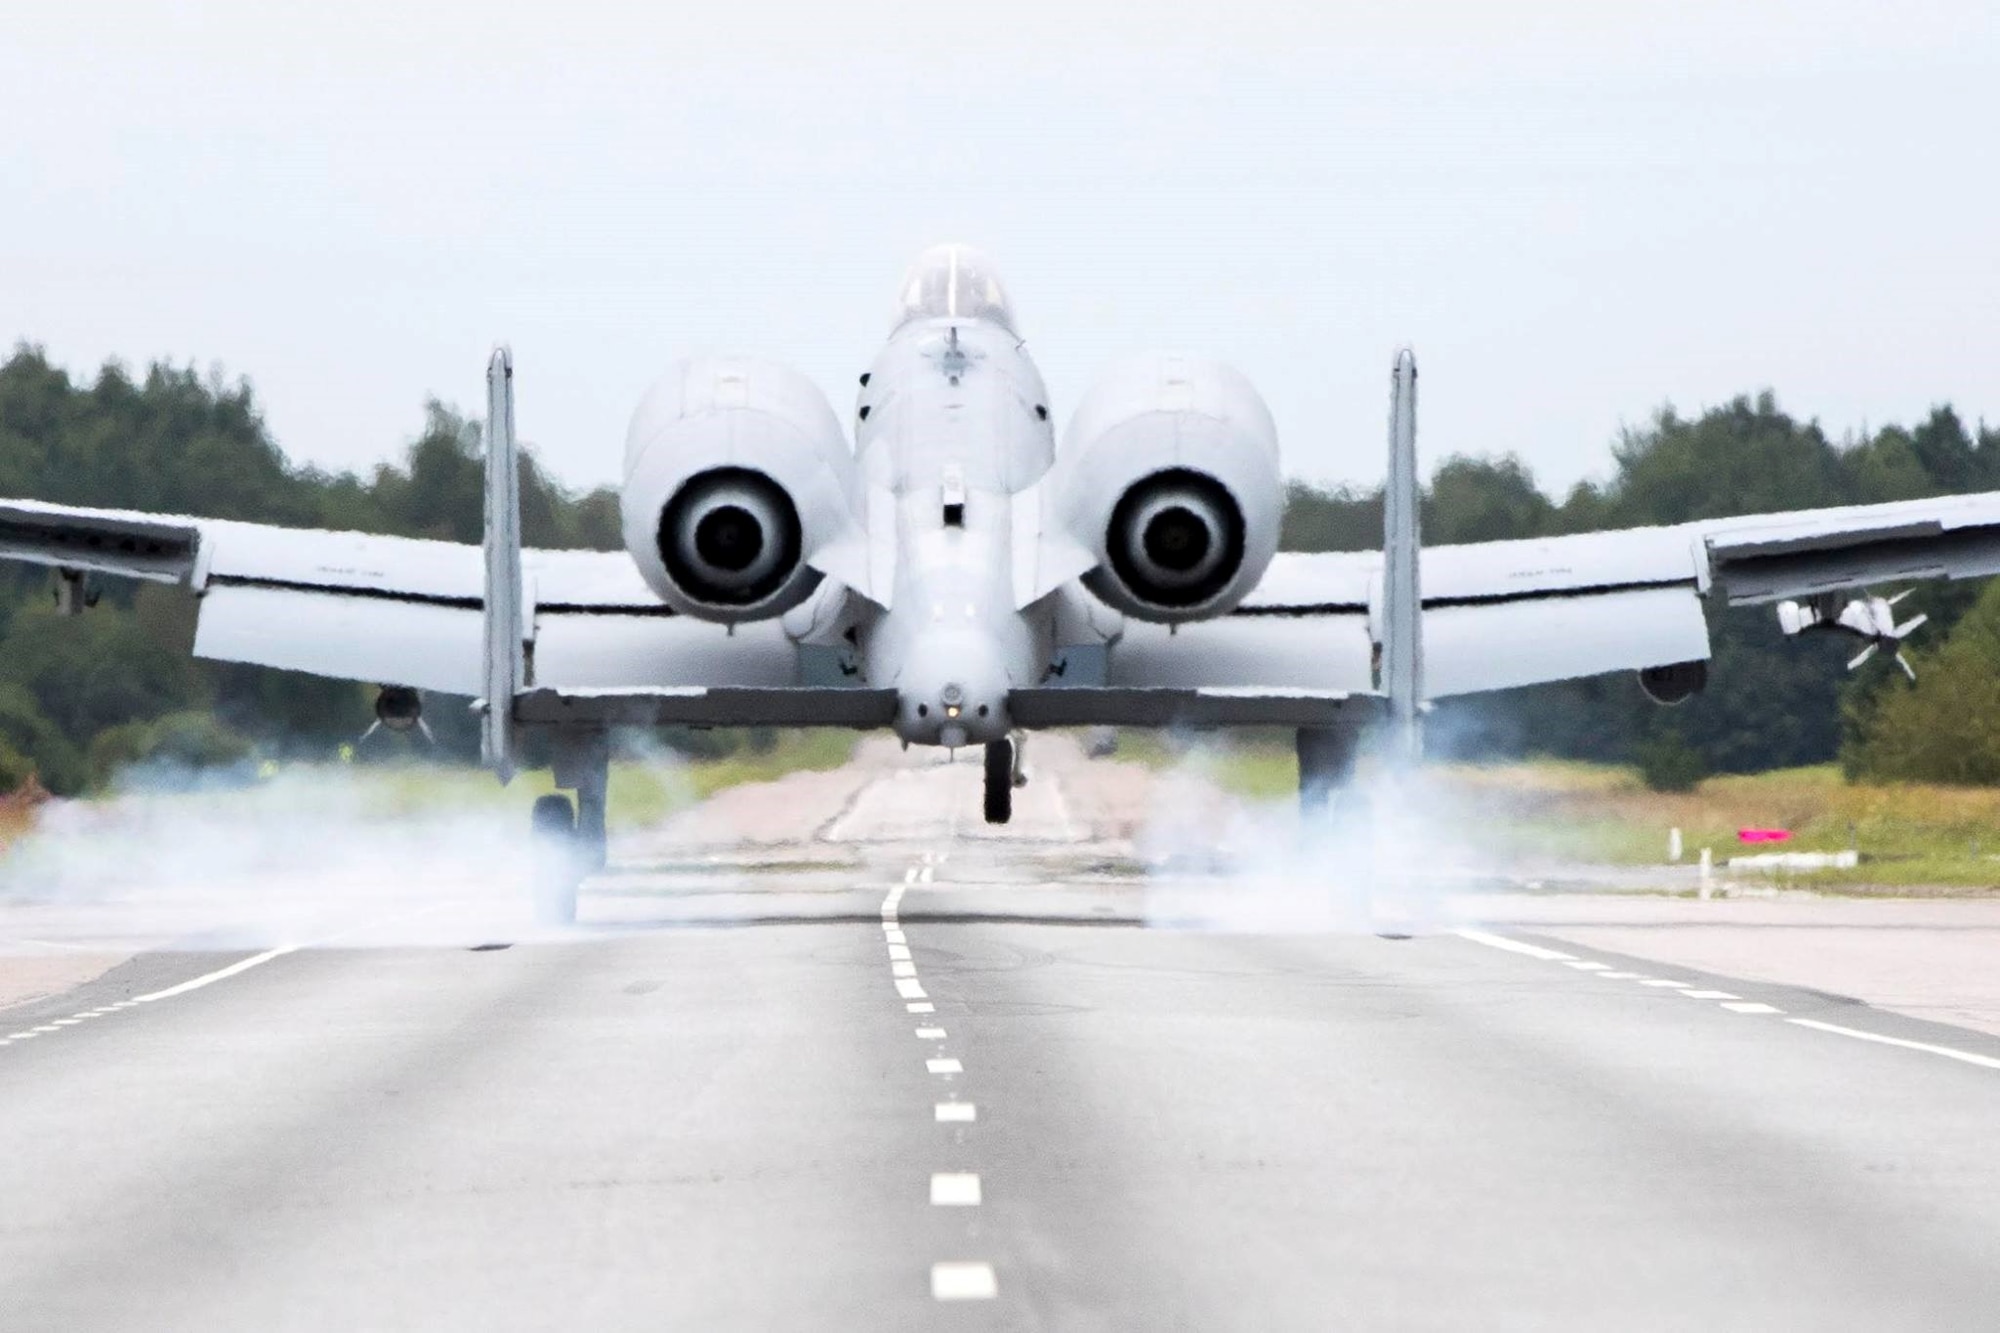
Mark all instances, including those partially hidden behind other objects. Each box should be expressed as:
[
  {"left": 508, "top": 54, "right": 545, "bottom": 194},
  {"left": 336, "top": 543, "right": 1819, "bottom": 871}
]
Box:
[{"left": 897, "top": 638, "right": 1011, "bottom": 746}]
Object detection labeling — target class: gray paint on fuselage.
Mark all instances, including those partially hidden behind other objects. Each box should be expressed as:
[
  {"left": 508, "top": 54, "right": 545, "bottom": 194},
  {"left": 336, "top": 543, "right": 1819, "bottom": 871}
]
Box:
[{"left": 855, "top": 315, "right": 1056, "bottom": 748}]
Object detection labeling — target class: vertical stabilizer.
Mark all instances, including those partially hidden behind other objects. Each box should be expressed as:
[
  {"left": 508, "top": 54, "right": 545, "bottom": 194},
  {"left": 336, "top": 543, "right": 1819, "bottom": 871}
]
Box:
[
  {"left": 1381, "top": 348, "right": 1423, "bottom": 763},
  {"left": 482, "top": 346, "right": 523, "bottom": 783}
]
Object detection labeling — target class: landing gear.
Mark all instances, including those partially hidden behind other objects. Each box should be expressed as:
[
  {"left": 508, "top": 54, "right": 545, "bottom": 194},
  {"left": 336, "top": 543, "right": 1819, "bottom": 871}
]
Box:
[
  {"left": 1296, "top": 726, "right": 1360, "bottom": 814},
  {"left": 983, "top": 738, "right": 1014, "bottom": 825},
  {"left": 531, "top": 793, "right": 581, "bottom": 925},
  {"left": 530, "top": 728, "right": 610, "bottom": 925}
]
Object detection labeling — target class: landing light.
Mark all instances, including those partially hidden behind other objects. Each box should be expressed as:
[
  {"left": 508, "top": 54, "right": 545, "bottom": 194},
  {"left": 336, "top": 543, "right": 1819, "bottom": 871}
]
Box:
[{"left": 945, "top": 705, "right": 962, "bottom": 719}]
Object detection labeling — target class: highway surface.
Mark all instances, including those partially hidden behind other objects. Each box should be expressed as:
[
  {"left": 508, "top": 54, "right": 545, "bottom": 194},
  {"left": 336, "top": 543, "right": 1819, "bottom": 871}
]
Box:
[{"left": 1, "top": 745, "right": 1998, "bottom": 1330}]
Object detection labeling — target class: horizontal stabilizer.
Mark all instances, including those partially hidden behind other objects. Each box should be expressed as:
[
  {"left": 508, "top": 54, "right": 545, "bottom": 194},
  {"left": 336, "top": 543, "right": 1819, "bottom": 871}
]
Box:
[
  {"left": 0, "top": 501, "right": 198, "bottom": 583},
  {"left": 515, "top": 686, "right": 899, "bottom": 728},
  {"left": 1008, "top": 686, "right": 1380, "bottom": 729}
]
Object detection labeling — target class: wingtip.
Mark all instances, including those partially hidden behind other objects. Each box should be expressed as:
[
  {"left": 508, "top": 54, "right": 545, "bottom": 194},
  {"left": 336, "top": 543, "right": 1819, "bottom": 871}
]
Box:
[
  {"left": 488, "top": 344, "right": 513, "bottom": 377},
  {"left": 1393, "top": 346, "right": 1417, "bottom": 375}
]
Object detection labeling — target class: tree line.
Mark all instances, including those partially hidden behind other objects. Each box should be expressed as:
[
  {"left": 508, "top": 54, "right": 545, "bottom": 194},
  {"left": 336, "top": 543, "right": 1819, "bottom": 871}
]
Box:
[
  {"left": 0, "top": 347, "right": 621, "bottom": 791},
  {"left": 0, "top": 344, "right": 1994, "bottom": 792}
]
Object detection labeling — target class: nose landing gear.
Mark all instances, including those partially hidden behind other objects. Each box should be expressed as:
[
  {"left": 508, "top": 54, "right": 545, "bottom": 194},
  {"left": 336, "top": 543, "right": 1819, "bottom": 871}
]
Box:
[{"left": 983, "top": 738, "right": 1014, "bottom": 825}]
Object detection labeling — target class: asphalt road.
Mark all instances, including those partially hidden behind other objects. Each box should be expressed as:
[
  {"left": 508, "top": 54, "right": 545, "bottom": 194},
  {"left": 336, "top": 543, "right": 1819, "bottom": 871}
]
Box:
[{"left": 2, "top": 753, "right": 1999, "bottom": 1330}]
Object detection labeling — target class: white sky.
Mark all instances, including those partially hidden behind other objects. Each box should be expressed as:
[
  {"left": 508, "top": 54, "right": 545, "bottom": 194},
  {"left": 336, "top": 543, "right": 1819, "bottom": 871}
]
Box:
[{"left": 2, "top": 1, "right": 1995, "bottom": 496}]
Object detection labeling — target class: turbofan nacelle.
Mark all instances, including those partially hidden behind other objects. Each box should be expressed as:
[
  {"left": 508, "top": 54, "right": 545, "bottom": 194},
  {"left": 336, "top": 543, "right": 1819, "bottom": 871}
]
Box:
[
  {"left": 1637, "top": 660, "right": 1707, "bottom": 705},
  {"left": 621, "top": 357, "right": 860, "bottom": 624},
  {"left": 1058, "top": 355, "right": 1282, "bottom": 624}
]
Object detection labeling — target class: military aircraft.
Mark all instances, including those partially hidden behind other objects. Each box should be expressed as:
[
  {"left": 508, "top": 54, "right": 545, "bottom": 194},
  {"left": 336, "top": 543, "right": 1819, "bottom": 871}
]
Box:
[{"left": 5, "top": 243, "right": 1999, "bottom": 920}]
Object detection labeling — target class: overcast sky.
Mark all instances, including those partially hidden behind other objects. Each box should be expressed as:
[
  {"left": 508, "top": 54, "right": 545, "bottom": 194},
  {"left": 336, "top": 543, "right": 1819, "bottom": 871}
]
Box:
[{"left": 2, "top": 1, "right": 1995, "bottom": 496}]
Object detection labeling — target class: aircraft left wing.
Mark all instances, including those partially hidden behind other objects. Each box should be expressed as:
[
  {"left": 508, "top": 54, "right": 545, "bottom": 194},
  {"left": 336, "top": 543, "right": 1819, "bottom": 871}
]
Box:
[{"left": 0, "top": 497, "right": 802, "bottom": 697}]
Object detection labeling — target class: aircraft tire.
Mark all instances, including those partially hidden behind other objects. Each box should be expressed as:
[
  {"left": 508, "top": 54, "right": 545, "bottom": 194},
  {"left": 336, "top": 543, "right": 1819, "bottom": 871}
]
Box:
[
  {"left": 983, "top": 739, "right": 1014, "bottom": 825},
  {"left": 531, "top": 793, "right": 581, "bottom": 925}
]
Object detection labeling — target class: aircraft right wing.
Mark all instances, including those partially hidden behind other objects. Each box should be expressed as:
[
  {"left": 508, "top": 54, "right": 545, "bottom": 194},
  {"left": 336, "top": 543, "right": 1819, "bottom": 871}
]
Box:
[{"left": 1078, "top": 490, "right": 2000, "bottom": 704}]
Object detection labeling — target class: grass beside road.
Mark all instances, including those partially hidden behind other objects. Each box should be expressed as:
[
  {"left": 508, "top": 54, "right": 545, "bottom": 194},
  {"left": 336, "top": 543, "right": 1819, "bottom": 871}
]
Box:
[
  {"left": 1119, "top": 731, "right": 2000, "bottom": 892},
  {"left": 344, "top": 730, "right": 861, "bottom": 831}
]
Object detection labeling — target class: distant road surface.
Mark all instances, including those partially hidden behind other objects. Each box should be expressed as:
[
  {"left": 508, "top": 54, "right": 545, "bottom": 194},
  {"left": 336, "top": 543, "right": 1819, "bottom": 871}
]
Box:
[{"left": 1, "top": 740, "right": 1997, "bottom": 1330}]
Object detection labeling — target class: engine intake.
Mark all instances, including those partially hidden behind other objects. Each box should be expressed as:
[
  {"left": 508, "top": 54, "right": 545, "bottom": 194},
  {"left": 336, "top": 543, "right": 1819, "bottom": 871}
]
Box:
[
  {"left": 1105, "top": 469, "right": 1246, "bottom": 609},
  {"left": 659, "top": 467, "right": 803, "bottom": 607},
  {"left": 1060, "top": 354, "right": 1281, "bottom": 623},
  {"left": 621, "top": 356, "right": 859, "bottom": 623}
]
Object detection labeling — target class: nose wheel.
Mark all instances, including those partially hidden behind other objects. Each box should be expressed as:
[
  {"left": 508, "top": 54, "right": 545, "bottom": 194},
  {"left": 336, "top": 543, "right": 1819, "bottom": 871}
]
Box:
[{"left": 982, "top": 738, "right": 1014, "bottom": 825}]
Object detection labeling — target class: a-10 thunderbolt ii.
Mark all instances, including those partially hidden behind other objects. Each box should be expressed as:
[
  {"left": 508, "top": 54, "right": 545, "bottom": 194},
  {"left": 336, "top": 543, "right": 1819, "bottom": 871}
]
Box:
[{"left": 4, "top": 243, "right": 1999, "bottom": 919}]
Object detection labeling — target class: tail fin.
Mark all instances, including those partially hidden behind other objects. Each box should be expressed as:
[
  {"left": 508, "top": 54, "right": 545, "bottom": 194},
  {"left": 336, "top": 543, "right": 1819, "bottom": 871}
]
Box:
[
  {"left": 1380, "top": 348, "right": 1423, "bottom": 764},
  {"left": 482, "top": 346, "right": 524, "bottom": 783}
]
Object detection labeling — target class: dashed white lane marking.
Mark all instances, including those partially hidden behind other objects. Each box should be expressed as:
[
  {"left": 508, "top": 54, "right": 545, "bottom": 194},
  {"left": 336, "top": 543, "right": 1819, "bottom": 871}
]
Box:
[
  {"left": 916, "top": 1027, "right": 947, "bottom": 1039},
  {"left": 931, "top": 1173, "right": 982, "bottom": 1206},
  {"left": 907, "top": 1002, "right": 935, "bottom": 1014},
  {"left": 892, "top": 961, "right": 918, "bottom": 978},
  {"left": 936, "top": 1102, "right": 977, "bottom": 1123},
  {"left": 888, "top": 944, "right": 912, "bottom": 961},
  {"left": 1789, "top": 1018, "right": 2000, "bottom": 1071},
  {"left": 1458, "top": 928, "right": 2000, "bottom": 1073},
  {"left": 883, "top": 928, "right": 906, "bottom": 944},
  {"left": 904, "top": 867, "right": 919, "bottom": 885},
  {"left": 5, "top": 1032, "right": 35, "bottom": 1041},
  {"left": 918, "top": 865, "right": 934, "bottom": 884},
  {"left": 49, "top": 1018, "right": 82, "bottom": 1027},
  {"left": 931, "top": 1262, "right": 998, "bottom": 1302},
  {"left": 927, "top": 1058, "right": 963, "bottom": 1075},
  {"left": 897, "top": 979, "right": 928, "bottom": 1000}
]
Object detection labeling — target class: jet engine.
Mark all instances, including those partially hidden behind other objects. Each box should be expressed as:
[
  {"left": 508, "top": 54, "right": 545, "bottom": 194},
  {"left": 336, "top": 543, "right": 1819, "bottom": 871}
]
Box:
[
  {"left": 1059, "top": 355, "right": 1281, "bottom": 623},
  {"left": 1638, "top": 660, "right": 1707, "bottom": 705},
  {"left": 621, "top": 357, "right": 859, "bottom": 623}
]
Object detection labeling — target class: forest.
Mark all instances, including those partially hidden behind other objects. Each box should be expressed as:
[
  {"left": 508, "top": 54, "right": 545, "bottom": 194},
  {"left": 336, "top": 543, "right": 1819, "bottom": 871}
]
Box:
[{"left": 1, "top": 343, "right": 1996, "bottom": 793}]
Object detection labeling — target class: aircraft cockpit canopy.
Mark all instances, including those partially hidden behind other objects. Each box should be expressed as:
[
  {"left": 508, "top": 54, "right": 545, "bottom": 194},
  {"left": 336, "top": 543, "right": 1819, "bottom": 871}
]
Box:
[{"left": 892, "top": 244, "right": 1019, "bottom": 335}]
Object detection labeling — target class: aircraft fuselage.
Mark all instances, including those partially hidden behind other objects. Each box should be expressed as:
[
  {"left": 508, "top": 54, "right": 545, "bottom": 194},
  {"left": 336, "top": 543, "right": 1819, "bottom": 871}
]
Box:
[{"left": 855, "top": 316, "right": 1056, "bottom": 748}]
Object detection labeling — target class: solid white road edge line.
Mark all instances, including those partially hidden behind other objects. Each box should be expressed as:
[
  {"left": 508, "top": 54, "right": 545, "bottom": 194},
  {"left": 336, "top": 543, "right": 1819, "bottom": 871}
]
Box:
[
  {"left": 133, "top": 945, "right": 299, "bottom": 1003},
  {"left": 1453, "top": 929, "right": 1574, "bottom": 962},
  {"left": 1788, "top": 1018, "right": 2000, "bottom": 1071}
]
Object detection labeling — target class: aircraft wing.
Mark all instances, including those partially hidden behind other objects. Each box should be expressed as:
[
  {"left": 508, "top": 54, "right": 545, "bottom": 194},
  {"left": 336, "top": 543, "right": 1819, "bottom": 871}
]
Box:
[
  {"left": 0, "top": 498, "right": 801, "bottom": 697},
  {"left": 1091, "top": 491, "right": 2000, "bottom": 701}
]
